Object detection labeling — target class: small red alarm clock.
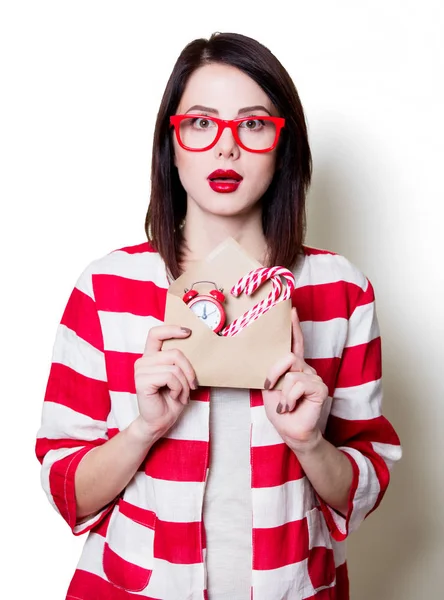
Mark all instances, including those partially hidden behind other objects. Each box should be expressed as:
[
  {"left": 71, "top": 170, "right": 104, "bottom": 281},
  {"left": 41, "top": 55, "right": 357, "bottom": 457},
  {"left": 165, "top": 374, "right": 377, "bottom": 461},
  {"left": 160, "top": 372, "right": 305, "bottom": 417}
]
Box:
[{"left": 182, "top": 281, "right": 226, "bottom": 334}]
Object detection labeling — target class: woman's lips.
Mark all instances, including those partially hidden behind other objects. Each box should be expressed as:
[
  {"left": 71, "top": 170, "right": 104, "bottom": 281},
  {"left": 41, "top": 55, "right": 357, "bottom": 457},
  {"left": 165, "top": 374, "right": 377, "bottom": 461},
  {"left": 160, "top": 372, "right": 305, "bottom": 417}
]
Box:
[{"left": 208, "top": 178, "right": 242, "bottom": 193}]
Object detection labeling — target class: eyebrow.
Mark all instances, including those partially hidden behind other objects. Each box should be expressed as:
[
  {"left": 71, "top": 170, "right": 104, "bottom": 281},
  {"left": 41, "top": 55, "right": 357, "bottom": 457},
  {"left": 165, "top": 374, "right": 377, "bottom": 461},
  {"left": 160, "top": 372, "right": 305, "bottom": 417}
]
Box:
[{"left": 184, "top": 104, "right": 272, "bottom": 116}]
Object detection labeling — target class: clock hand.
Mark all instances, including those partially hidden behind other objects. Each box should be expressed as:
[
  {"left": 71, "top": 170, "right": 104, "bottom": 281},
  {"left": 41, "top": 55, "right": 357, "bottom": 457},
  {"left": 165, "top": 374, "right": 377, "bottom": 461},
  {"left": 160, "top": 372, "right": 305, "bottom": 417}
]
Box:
[{"left": 202, "top": 303, "right": 207, "bottom": 319}]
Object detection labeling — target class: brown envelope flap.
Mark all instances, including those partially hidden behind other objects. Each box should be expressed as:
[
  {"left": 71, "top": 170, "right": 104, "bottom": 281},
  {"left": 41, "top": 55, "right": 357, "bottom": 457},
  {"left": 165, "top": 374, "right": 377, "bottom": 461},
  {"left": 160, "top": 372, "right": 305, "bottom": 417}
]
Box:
[{"left": 166, "top": 237, "right": 276, "bottom": 324}]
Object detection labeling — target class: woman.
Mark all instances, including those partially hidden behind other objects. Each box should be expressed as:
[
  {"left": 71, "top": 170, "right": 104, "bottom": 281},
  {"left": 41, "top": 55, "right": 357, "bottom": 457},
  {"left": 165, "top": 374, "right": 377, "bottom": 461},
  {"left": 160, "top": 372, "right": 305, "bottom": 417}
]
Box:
[{"left": 36, "top": 32, "right": 401, "bottom": 600}]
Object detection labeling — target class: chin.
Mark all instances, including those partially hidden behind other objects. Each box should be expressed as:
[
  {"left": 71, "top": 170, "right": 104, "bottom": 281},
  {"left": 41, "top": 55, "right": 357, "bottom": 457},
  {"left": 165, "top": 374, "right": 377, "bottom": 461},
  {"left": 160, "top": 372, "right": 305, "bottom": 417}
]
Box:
[
  {"left": 186, "top": 187, "right": 261, "bottom": 219},
  {"left": 208, "top": 194, "right": 260, "bottom": 214},
  {"left": 206, "top": 202, "right": 259, "bottom": 219}
]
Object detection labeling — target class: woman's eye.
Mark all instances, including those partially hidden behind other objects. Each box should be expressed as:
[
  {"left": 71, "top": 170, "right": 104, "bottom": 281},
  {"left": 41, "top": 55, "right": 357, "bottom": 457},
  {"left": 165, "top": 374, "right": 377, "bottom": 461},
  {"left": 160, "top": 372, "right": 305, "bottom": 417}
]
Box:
[
  {"left": 241, "top": 119, "right": 265, "bottom": 130},
  {"left": 191, "top": 117, "right": 214, "bottom": 129}
]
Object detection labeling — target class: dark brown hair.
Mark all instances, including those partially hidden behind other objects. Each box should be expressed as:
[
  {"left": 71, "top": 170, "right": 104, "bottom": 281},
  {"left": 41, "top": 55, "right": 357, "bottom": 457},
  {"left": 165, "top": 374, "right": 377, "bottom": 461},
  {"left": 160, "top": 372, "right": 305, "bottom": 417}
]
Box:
[{"left": 145, "top": 32, "right": 312, "bottom": 279}]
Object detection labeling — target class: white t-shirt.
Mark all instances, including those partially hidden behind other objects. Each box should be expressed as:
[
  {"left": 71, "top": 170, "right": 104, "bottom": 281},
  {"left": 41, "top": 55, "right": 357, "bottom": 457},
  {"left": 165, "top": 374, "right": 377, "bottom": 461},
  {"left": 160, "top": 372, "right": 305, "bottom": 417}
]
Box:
[
  {"left": 202, "top": 256, "right": 306, "bottom": 598},
  {"left": 203, "top": 387, "right": 252, "bottom": 599}
]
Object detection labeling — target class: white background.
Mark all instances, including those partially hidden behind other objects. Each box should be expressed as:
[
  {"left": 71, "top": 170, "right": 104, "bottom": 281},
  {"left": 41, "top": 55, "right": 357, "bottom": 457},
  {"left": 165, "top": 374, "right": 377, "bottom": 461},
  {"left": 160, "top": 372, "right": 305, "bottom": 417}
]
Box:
[{"left": 1, "top": 1, "right": 443, "bottom": 598}]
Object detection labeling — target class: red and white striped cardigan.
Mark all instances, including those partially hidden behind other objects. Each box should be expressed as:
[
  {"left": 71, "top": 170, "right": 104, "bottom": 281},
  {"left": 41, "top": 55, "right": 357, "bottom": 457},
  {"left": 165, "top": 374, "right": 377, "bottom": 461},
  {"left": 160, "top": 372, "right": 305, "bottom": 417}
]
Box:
[{"left": 36, "top": 241, "right": 401, "bottom": 600}]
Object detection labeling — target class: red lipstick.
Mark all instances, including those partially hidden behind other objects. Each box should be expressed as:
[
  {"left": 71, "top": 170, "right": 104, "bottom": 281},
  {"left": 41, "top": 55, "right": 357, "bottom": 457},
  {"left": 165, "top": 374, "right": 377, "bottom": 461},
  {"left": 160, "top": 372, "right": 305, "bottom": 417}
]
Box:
[{"left": 208, "top": 169, "right": 243, "bottom": 194}]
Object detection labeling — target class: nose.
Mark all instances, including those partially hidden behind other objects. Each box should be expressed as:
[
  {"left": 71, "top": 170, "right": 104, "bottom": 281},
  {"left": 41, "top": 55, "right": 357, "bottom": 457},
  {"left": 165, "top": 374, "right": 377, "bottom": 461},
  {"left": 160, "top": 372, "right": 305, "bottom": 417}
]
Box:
[{"left": 213, "top": 124, "right": 240, "bottom": 159}]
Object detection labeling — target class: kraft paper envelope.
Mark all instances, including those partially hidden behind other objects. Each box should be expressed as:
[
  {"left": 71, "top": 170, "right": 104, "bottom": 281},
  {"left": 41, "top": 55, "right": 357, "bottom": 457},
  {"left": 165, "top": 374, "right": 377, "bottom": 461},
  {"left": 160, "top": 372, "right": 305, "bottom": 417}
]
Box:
[{"left": 162, "top": 237, "right": 292, "bottom": 389}]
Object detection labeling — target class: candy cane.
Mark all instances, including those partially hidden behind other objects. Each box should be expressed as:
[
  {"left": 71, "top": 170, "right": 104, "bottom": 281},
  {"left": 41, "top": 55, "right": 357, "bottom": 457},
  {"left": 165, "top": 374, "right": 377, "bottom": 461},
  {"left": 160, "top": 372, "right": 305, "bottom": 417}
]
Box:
[
  {"left": 220, "top": 267, "right": 295, "bottom": 337},
  {"left": 221, "top": 271, "right": 292, "bottom": 337},
  {"left": 232, "top": 267, "right": 295, "bottom": 328},
  {"left": 223, "top": 280, "right": 280, "bottom": 335}
]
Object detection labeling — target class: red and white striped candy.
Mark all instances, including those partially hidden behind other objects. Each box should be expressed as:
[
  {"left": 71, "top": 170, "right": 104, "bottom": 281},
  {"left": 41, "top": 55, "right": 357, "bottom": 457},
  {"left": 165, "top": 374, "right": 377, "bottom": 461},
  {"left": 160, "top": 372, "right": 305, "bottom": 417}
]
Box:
[{"left": 220, "top": 266, "right": 295, "bottom": 337}]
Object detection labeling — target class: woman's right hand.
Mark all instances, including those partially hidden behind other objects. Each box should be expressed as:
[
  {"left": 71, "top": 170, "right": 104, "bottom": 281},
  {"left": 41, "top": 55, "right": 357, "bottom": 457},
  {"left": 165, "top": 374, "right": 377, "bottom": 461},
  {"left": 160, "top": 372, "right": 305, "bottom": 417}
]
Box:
[{"left": 133, "top": 325, "right": 197, "bottom": 440}]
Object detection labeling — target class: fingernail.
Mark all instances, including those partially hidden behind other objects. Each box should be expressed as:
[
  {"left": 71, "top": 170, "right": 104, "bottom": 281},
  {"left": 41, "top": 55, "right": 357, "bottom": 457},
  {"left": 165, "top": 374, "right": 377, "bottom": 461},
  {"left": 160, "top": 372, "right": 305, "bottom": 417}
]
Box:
[
  {"left": 285, "top": 404, "right": 290, "bottom": 413},
  {"left": 276, "top": 402, "right": 283, "bottom": 414},
  {"left": 192, "top": 378, "right": 199, "bottom": 390},
  {"left": 264, "top": 378, "right": 271, "bottom": 390},
  {"left": 181, "top": 327, "right": 191, "bottom": 334}
]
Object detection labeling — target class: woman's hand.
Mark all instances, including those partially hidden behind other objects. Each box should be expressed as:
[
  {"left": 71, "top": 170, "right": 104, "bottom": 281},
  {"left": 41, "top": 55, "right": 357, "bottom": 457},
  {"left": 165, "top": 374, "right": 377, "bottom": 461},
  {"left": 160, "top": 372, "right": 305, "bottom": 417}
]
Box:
[
  {"left": 133, "top": 325, "right": 198, "bottom": 440},
  {"left": 262, "top": 308, "right": 329, "bottom": 452}
]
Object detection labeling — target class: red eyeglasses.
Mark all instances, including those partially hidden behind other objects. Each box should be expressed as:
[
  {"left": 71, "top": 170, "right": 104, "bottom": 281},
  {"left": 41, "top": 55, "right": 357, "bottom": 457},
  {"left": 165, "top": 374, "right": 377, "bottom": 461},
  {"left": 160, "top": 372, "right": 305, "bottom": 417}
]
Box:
[{"left": 170, "top": 114, "right": 285, "bottom": 153}]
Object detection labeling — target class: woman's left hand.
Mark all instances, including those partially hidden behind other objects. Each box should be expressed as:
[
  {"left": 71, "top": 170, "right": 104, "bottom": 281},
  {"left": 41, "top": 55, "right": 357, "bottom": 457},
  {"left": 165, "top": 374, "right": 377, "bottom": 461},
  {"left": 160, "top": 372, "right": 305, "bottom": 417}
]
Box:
[{"left": 262, "top": 307, "right": 329, "bottom": 452}]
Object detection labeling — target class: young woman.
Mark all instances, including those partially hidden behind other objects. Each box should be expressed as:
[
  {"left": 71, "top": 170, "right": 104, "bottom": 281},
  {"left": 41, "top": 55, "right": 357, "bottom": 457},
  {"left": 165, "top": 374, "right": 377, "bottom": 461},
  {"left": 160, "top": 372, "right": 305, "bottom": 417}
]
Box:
[{"left": 36, "top": 32, "right": 402, "bottom": 600}]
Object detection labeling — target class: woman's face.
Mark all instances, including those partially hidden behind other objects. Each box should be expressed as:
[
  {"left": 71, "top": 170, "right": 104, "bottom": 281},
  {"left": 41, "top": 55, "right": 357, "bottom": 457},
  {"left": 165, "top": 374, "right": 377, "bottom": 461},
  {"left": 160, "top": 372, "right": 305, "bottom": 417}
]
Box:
[{"left": 172, "top": 63, "right": 279, "bottom": 219}]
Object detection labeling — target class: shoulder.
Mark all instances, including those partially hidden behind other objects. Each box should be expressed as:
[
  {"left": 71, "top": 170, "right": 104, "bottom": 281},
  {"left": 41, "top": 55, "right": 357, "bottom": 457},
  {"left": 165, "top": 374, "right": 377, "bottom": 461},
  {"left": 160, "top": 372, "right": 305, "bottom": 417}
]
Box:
[
  {"left": 73, "top": 241, "right": 166, "bottom": 299},
  {"left": 301, "top": 244, "right": 370, "bottom": 294},
  {"left": 298, "top": 245, "right": 376, "bottom": 316}
]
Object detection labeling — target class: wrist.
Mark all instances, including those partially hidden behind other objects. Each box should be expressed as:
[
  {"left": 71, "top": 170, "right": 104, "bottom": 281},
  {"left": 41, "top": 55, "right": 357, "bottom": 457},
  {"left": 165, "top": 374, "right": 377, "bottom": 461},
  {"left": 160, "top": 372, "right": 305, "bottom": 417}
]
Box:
[
  {"left": 286, "top": 428, "right": 323, "bottom": 456},
  {"left": 127, "top": 416, "right": 164, "bottom": 448}
]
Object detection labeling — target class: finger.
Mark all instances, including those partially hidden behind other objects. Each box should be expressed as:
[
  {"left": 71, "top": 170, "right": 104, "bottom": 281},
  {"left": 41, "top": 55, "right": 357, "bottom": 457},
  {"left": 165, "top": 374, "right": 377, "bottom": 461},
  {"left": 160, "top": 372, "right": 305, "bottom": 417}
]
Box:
[
  {"left": 142, "top": 364, "right": 191, "bottom": 405},
  {"left": 265, "top": 349, "right": 314, "bottom": 389},
  {"left": 291, "top": 307, "right": 305, "bottom": 360},
  {"left": 162, "top": 365, "right": 191, "bottom": 405},
  {"left": 138, "top": 369, "right": 185, "bottom": 402},
  {"left": 264, "top": 352, "right": 295, "bottom": 390},
  {"left": 281, "top": 372, "right": 306, "bottom": 412},
  {"left": 136, "top": 348, "right": 197, "bottom": 390},
  {"left": 291, "top": 361, "right": 317, "bottom": 376},
  {"left": 281, "top": 374, "right": 327, "bottom": 413},
  {"left": 143, "top": 325, "right": 192, "bottom": 356},
  {"left": 159, "top": 349, "right": 198, "bottom": 390}
]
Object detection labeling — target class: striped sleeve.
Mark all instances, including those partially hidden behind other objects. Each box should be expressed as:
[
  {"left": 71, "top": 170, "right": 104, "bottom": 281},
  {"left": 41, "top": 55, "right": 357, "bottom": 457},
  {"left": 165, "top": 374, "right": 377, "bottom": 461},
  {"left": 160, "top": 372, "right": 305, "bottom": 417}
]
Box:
[
  {"left": 319, "top": 277, "right": 402, "bottom": 541},
  {"left": 35, "top": 263, "right": 115, "bottom": 536}
]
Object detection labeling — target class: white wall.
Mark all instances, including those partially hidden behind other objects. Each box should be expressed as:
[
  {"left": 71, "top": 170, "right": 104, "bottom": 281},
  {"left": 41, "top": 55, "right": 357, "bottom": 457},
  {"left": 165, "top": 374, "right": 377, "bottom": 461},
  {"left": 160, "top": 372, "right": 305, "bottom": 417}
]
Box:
[{"left": 1, "top": 1, "right": 443, "bottom": 598}]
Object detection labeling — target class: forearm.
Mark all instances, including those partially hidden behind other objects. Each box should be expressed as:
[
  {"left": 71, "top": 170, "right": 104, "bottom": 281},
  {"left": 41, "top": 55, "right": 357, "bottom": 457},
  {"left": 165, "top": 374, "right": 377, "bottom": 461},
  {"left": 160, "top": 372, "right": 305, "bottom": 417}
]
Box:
[
  {"left": 288, "top": 430, "right": 354, "bottom": 516},
  {"left": 74, "top": 417, "right": 161, "bottom": 519}
]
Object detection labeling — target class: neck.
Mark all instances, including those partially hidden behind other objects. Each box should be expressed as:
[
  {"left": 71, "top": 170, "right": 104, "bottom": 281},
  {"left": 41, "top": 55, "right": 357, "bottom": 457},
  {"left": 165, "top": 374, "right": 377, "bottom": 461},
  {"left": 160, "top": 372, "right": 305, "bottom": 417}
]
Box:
[{"left": 180, "top": 204, "right": 268, "bottom": 270}]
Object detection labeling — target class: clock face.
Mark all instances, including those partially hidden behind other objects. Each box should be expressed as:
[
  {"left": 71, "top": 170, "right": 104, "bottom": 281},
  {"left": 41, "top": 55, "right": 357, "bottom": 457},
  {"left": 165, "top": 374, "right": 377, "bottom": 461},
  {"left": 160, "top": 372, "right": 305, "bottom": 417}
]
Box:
[{"left": 188, "top": 297, "right": 224, "bottom": 331}]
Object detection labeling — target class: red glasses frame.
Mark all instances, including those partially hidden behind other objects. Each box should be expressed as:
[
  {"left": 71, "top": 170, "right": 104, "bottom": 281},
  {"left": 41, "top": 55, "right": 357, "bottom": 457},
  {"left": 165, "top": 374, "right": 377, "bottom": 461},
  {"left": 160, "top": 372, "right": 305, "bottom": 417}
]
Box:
[{"left": 169, "top": 114, "right": 285, "bottom": 153}]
